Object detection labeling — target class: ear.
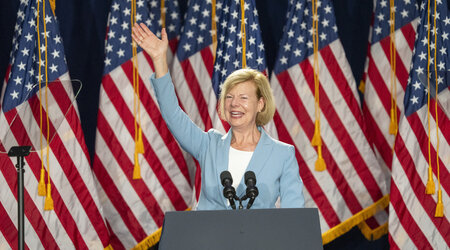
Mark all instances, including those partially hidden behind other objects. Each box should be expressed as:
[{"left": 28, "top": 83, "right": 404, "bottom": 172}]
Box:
[{"left": 257, "top": 97, "right": 265, "bottom": 112}]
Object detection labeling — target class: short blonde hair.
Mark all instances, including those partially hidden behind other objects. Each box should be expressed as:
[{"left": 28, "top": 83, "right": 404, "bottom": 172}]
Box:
[{"left": 218, "top": 68, "right": 275, "bottom": 126}]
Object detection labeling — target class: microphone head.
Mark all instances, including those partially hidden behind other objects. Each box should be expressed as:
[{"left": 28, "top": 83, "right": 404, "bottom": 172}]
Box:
[
  {"left": 244, "top": 171, "right": 256, "bottom": 185},
  {"left": 220, "top": 171, "right": 233, "bottom": 186}
]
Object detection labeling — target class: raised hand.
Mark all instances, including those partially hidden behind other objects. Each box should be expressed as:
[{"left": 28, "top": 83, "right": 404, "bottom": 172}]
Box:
[{"left": 132, "top": 23, "right": 168, "bottom": 78}]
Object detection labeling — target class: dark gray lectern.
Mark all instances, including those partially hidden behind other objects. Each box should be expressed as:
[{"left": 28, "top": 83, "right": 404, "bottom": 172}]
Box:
[{"left": 159, "top": 208, "right": 323, "bottom": 250}]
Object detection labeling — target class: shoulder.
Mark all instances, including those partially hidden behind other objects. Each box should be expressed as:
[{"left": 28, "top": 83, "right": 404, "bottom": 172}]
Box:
[{"left": 263, "top": 130, "right": 295, "bottom": 154}]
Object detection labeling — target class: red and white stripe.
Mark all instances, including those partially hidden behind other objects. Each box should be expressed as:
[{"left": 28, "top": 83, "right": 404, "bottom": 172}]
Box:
[
  {"left": 0, "top": 72, "right": 111, "bottom": 249},
  {"left": 171, "top": 44, "right": 227, "bottom": 133},
  {"left": 93, "top": 48, "right": 194, "bottom": 249},
  {"left": 389, "top": 98, "right": 449, "bottom": 249},
  {"left": 362, "top": 19, "right": 419, "bottom": 171},
  {"left": 270, "top": 39, "right": 389, "bottom": 233}
]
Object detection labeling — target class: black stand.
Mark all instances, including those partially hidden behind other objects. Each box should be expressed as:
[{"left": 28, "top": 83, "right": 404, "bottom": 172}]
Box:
[{"left": 8, "top": 146, "right": 31, "bottom": 250}]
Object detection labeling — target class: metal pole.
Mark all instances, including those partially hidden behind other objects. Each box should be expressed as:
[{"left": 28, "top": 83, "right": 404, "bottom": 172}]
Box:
[{"left": 16, "top": 156, "right": 25, "bottom": 250}]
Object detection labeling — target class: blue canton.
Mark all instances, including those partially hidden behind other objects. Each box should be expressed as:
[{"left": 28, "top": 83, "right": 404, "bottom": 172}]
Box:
[
  {"left": 103, "top": 0, "right": 181, "bottom": 74},
  {"left": 273, "top": 0, "right": 339, "bottom": 75},
  {"left": 211, "top": 0, "right": 266, "bottom": 97},
  {"left": 404, "top": 0, "right": 450, "bottom": 116},
  {"left": 2, "top": 0, "right": 68, "bottom": 112},
  {"left": 371, "top": 0, "right": 420, "bottom": 44},
  {"left": 176, "top": 0, "right": 225, "bottom": 61}
]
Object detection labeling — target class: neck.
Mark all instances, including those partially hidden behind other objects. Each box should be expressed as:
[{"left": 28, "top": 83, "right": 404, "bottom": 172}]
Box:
[{"left": 230, "top": 126, "right": 261, "bottom": 151}]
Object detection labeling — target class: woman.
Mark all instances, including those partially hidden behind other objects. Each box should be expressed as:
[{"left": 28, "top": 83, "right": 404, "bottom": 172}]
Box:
[{"left": 132, "top": 23, "right": 304, "bottom": 210}]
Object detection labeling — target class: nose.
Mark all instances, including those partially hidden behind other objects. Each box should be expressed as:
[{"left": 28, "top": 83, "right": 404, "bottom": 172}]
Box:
[{"left": 230, "top": 97, "right": 239, "bottom": 107}]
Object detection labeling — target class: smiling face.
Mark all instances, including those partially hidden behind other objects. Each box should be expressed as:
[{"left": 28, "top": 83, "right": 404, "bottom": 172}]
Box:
[{"left": 224, "top": 81, "right": 264, "bottom": 131}]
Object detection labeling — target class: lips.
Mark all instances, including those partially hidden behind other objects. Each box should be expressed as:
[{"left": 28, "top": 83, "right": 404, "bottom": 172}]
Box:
[{"left": 230, "top": 111, "right": 244, "bottom": 117}]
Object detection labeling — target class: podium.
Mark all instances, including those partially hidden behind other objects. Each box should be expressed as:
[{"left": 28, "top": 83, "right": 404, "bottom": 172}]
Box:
[{"left": 159, "top": 208, "right": 323, "bottom": 250}]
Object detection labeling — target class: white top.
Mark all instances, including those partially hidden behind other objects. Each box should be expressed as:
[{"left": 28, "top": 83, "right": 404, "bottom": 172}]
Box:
[{"left": 228, "top": 146, "right": 254, "bottom": 188}]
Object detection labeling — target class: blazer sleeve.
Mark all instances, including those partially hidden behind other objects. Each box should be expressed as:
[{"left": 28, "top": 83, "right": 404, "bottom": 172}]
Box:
[
  {"left": 150, "top": 72, "right": 208, "bottom": 160},
  {"left": 280, "top": 146, "right": 305, "bottom": 208}
]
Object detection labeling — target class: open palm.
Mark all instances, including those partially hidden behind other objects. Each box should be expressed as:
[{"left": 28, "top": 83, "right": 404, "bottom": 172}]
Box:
[{"left": 132, "top": 23, "right": 168, "bottom": 62}]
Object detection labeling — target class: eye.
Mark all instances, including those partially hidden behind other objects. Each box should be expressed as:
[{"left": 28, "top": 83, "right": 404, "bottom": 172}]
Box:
[
  {"left": 240, "top": 96, "right": 248, "bottom": 100},
  {"left": 225, "top": 95, "right": 233, "bottom": 99}
]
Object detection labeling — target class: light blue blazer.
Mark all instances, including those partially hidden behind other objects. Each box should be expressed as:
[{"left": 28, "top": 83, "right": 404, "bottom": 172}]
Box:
[{"left": 151, "top": 72, "right": 305, "bottom": 210}]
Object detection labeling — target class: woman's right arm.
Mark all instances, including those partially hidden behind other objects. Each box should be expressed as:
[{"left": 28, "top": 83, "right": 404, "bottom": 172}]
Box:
[{"left": 133, "top": 23, "right": 208, "bottom": 159}]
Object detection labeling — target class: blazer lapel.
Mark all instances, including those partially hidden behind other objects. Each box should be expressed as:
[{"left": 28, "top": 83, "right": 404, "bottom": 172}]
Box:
[
  {"left": 236, "top": 127, "right": 273, "bottom": 198},
  {"left": 217, "top": 129, "right": 233, "bottom": 208}
]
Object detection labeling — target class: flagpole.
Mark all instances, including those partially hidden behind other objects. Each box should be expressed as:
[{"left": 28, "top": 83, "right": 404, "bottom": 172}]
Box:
[{"left": 8, "top": 146, "right": 31, "bottom": 250}]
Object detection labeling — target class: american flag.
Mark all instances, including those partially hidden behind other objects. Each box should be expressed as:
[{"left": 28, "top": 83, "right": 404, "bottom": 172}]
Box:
[
  {"left": 0, "top": 0, "right": 110, "bottom": 248},
  {"left": 93, "top": 0, "right": 193, "bottom": 248},
  {"left": 170, "top": 0, "right": 227, "bottom": 201},
  {"left": 389, "top": 0, "right": 450, "bottom": 248},
  {"left": 362, "top": 0, "right": 419, "bottom": 171},
  {"left": 211, "top": 0, "right": 267, "bottom": 88},
  {"left": 270, "top": 0, "right": 389, "bottom": 241}
]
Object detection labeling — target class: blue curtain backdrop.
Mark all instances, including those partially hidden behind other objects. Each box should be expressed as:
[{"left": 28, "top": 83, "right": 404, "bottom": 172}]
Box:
[{"left": 0, "top": 0, "right": 389, "bottom": 248}]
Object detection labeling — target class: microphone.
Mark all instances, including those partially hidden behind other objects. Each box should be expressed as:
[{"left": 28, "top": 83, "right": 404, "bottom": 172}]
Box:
[
  {"left": 220, "top": 171, "right": 237, "bottom": 209},
  {"left": 244, "top": 171, "right": 259, "bottom": 209}
]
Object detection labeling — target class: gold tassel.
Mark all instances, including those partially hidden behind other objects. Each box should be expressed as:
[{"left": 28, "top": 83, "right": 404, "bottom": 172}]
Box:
[
  {"left": 38, "top": 169, "right": 46, "bottom": 196},
  {"left": 136, "top": 127, "right": 144, "bottom": 154},
  {"left": 315, "top": 146, "right": 326, "bottom": 171},
  {"left": 389, "top": 108, "right": 397, "bottom": 135},
  {"left": 435, "top": 189, "right": 444, "bottom": 217},
  {"left": 311, "top": 120, "right": 322, "bottom": 146},
  {"left": 44, "top": 184, "right": 54, "bottom": 210},
  {"left": 133, "top": 152, "right": 141, "bottom": 179},
  {"left": 425, "top": 167, "right": 435, "bottom": 194}
]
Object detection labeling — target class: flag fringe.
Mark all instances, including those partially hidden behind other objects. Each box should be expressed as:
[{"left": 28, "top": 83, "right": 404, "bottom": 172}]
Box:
[
  {"left": 132, "top": 228, "right": 162, "bottom": 250},
  {"left": 357, "top": 221, "right": 388, "bottom": 241},
  {"left": 322, "top": 194, "right": 389, "bottom": 245}
]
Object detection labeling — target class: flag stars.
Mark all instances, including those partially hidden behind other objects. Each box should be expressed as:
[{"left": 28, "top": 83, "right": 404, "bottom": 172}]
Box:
[
  {"left": 443, "top": 16, "right": 450, "bottom": 25},
  {"left": 322, "top": 18, "right": 329, "bottom": 27},
  {"left": 186, "top": 30, "right": 194, "bottom": 38},
  {"left": 199, "top": 23, "right": 207, "bottom": 30},
  {"left": 324, "top": 5, "right": 332, "bottom": 13},
  {"left": 49, "top": 64, "right": 58, "bottom": 73},
  {"left": 10, "top": 90, "right": 19, "bottom": 100},
  {"left": 45, "top": 15, "right": 52, "bottom": 24},
  {"left": 233, "top": 59, "right": 240, "bottom": 68},
  {"left": 202, "top": 9, "right": 210, "bottom": 17},
  {"left": 439, "top": 47, "right": 446, "bottom": 55},
  {"left": 25, "top": 33, "right": 33, "bottom": 42},
  {"left": 110, "top": 17, "right": 118, "bottom": 25},
  {"left": 106, "top": 44, "right": 113, "bottom": 53},
  {"left": 251, "top": 22, "right": 258, "bottom": 31},
  {"left": 117, "top": 49, "right": 125, "bottom": 57},
  {"left": 437, "top": 61, "right": 445, "bottom": 70},
  {"left": 415, "top": 66, "right": 424, "bottom": 75},
  {"left": 418, "top": 51, "right": 427, "bottom": 60},
  {"left": 307, "top": 41, "right": 313, "bottom": 48},
  {"left": 231, "top": 10, "right": 238, "bottom": 19},
  {"left": 442, "top": 31, "right": 448, "bottom": 40},
  {"left": 377, "top": 13, "right": 384, "bottom": 21},
  {"left": 197, "top": 36, "right": 204, "bottom": 44},
  {"left": 284, "top": 43, "right": 291, "bottom": 51},
  {"left": 13, "top": 76, "right": 22, "bottom": 85},
  {"left": 25, "top": 83, "right": 34, "bottom": 91},
  {"left": 192, "top": 4, "right": 200, "bottom": 12},
  {"left": 413, "top": 81, "right": 421, "bottom": 90},
  {"left": 320, "top": 32, "right": 327, "bottom": 41},
  {"left": 292, "top": 16, "right": 298, "bottom": 24},
  {"left": 121, "top": 21, "right": 129, "bottom": 30},
  {"left": 168, "top": 24, "right": 176, "bottom": 32},
  {"left": 51, "top": 49, "right": 60, "bottom": 58},
  {"left": 229, "top": 24, "right": 237, "bottom": 33},
  {"left": 104, "top": 57, "right": 111, "bottom": 66},
  {"left": 280, "top": 56, "right": 288, "bottom": 64},
  {"left": 54, "top": 35, "right": 61, "bottom": 44},
  {"left": 297, "top": 35, "right": 304, "bottom": 43},
  {"left": 293, "top": 48, "right": 302, "bottom": 57},
  {"left": 112, "top": 3, "right": 120, "bottom": 11},
  {"left": 380, "top": 0, "right": 387, "bottom": 8},
  {"left": 400, "top": 9, "right": 408, "bottom": 18},
  {"left": 256, "top": 57, "right": 264, "bottom": 65},
  {"left": 109, "top": 30, "right": 116, "bottom": 39},
  {"left": 123, "top": 8, "right": 131, "bottom": 16},
  {"left": 18, "top": 62, "right": 26, "bottom": 70},
  {"left": 437, "top": 75, "right": 443, "bottom": 84},
  {"left": 183, "top": 43, "right": 191, "bottom": 52},
  {"left": 137, "top": 0, "right": 144, "bottom": 7},
  {"left": 189, "top": 17, "right": 197, "bottom": 25},
  {"left": 119, "top": 35, "right": 127, "bottom": 44},
  {"left": 226, "top": 39, "right": 233, "bottom": 47},
  {"left": 410, "top": 95, "right": 418, "bottom": 104},
  {"left": 246, "top": 51, "right": 253, "bottom": 59},
  {"left": 248, "top": 36, "right": 256, "bottom": 45},
  {"left": 21, "top": 48, "right": 30, "bottom": 56},
  {"left": 287, "top": 29, "right": 294, "bottom": 38}
]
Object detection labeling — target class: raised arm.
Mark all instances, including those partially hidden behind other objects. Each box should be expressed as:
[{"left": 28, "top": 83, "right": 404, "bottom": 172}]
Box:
[{"left": 132, "top": 23, "right": 168, "bottom": 78}]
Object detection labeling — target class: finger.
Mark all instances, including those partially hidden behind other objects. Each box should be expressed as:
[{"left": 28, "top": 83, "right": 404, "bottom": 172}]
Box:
[
  {"left": 132, "top": 23, "right": 145, "bottom": 39},
  {"left": 131, "top": 33, "right": 140, "bottom": 44},
  {"left": 140, "top": 23, "right": 155, "bottom": 38}
]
